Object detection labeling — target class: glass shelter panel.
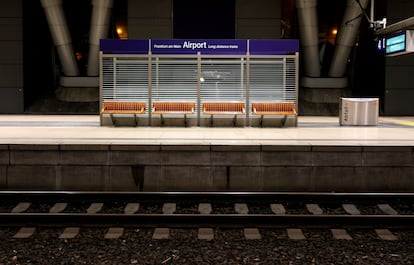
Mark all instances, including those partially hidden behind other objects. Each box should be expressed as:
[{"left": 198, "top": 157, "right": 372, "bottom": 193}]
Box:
[
  {"left": 200, "top": 58, "right": 246, "bottom": 104},
  {"left": 151, "top": 57, "right": 198, "bottom": 106},
  {"left": 249, "top": 56, "right": 297, "bottom": 110},
  {"left": 285, "top": 57, "right": 298, "bottom": 104},
  {"left": 101, "top": 56, "right": 149, "bottom": 112},
  {"left": 99, "top": 39, "right": 299, "bottom": 126}
]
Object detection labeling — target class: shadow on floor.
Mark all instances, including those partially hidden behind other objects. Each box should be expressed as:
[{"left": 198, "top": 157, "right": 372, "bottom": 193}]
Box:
[{"left": 25, "top": 96, "right": 99, "bottom": 115}]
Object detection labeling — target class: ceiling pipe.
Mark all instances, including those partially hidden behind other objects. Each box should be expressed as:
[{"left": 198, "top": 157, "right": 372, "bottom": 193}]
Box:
[
  {"left": 329, "top": 0, "right": 370, "bottom": 78},
  {"left": 40, "top": 0, "right": 79, "bottom": 77},
  {"left": 296, "top": 0, "right": 321, "bottom": 77},
  {"left": 87, "top": 0, "right": 113, "bottom": 77},
  {"left": 375, "top": 16, "right": 414, "bottom": 36}
]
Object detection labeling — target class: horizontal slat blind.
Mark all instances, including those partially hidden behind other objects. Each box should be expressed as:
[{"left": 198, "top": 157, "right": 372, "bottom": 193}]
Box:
[
  {"left": 285, "top": 57, "right": 297, "bottom": 105},
  {"left": 249, "top": 57, "right": 297, "bottom": 106},
  {"left": 151, "top": 58, "right": 198, "bottom": 112},
  {"left": 102, "top": 56, "right": 149, "bottom": 112},
  {"left": 200, "top": 59, "right": 246, "bottom": 116},
  {"left": 101, "top": 53, "right": 298, "bottom": 118}
]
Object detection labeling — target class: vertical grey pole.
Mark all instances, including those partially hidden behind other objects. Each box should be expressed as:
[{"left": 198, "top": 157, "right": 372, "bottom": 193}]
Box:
[
  {"left": 283, "top": 57, "right": 287, "bottom": 101},
  {"left": 246, "top": 52, "right": 250, "bottom": 126},
  {"left": 113, "top": 57, "right": 117, "bottom": 100},
  {"left": 148, "top": 52, "right": 152, "bottom": 126},
  {"left": 41, "top": 0, "right": 79, "bottom": 76},
  {"left": 155, "top": 57, "right": 159, "bottom": 99},
  {"left": 99, "top": 51, "right": 104, "bottom": 125},
  {"left": 295, "top": 52, "right": 299, "bottom": 113},
  {"left": 197, "top": 52, "right": 202, "bottom": 126},
  {"left": 370, "top": 0, "right": 375, "bottom": 26}
]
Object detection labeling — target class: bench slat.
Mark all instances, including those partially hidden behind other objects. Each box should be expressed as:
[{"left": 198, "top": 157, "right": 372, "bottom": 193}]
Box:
[
  {"left": 203, "top": 102, "right": 246, "bottom": 115},
  {"left": 152, "top": 102, "right": 195, "bottom": 114},
  {"left": 101, "top": 101, "right": 146, "bottom": 114},
  {"left": 252, "top": 102, "right": 296, "bottom": 115}
]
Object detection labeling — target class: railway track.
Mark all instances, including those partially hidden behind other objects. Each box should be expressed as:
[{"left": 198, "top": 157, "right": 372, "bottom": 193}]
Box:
[
  {"left": 1, "top": 191, "right": 414, "bottom": 229},
  {"left": 2, "top": 192, "right": 414, "bottom": 264}
]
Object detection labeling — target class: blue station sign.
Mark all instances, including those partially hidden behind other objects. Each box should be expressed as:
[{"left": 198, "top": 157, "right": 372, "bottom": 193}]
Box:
[
  {"left": 100, "top": 39, "right": 299, "bottom": 55},
  {"left": 151, "top": 39, "right": 247, "bottom": 55},
  {"left": 99, "top": 39, "right": 149, "bottom": 54}
]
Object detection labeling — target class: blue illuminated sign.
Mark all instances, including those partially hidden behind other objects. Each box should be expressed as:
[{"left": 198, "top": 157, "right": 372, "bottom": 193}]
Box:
[
  {"left": 151, "top": 39, "right": 247, "bottom": 55},
  {"left": 249, "top": 39, "right": 299, "bottom": 55},
  {"left": 386, "top": 32, "right": 406, "bottom": 55},
  {"left": 99, "top": 39, "right": 149, "bottom": 54},
  {"left": 100, "top": 39, "right": 299, "bottom": 55}
]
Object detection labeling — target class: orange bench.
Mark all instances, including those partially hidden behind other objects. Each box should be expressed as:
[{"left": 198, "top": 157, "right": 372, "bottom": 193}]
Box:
[
  {"left": 102, "top": 101, "right": 146, "bottom": 114},
  {"left": 202, "top": 102, "right": 246, "bottom": 126},
  {"left": 152, "top": 101, "right": 195, "bottom": 126},
  {"left": 252, "top": 102, "right": 297, "bottom": 127},
  {"left": 101, "top": 101, "right": 146, "bottom": 126},
  {"left": 203, "top": 102, "right": 245, "bottom": 115}
]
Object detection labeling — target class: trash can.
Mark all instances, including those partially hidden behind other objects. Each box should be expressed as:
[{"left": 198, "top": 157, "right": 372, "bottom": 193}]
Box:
[{"left": 339, "top": 98, "right": 379, "bottom": 126}]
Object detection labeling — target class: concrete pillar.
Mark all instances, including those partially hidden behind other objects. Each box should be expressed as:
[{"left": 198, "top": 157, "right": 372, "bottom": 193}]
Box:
[
  {"left": 87, "top": 0, "right": 113, "bottom": 76},
  {"left": 329, "top": 0, "right": 370, "bottom": 77},
  {"left": 40, "top": 0, "right": 79, "bottom": 76},
  {"left": 296, "top": 0, "right": 321, "bottom": 77}
]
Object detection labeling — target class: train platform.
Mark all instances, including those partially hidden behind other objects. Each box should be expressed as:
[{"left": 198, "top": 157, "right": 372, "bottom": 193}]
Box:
[
  {"left": 0, "top": 115, "right": 413, "bottom": 192},
  {"left": 0, "top": 115, "right": 413, "bottom": 146}
]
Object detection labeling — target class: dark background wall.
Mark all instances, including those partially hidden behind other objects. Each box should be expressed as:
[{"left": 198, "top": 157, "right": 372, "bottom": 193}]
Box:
[
  {"left": 385, "top": 53, "right": 414, "bottom": 115},
  {"left": 173, "top": 0, "right": 235, "bottom": 39},
  {"left": 23, "top": 0, "right": 55, "bottom": 112},
  {"left": 127, "top": 0, "right": 282, "bottom": 39},
  {"left": 235, "top": 0, "right": 281, "bottom": 39},
  {"left": 128, "top": 0, "right": 173, "bottom": 39},
  {"left": 0, "top": 0, "right": 23, "bottom": 113},
  {"left": 0, "top": 0, "right": 412, "bottom": 115},
  {"left": 384, "top": 1, "right": 414, "bottom": 115}
]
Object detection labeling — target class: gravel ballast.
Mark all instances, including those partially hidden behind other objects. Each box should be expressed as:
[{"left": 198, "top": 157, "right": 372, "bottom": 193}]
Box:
[{"left": 1, "top": 228, "right": 413, "bottom": 264}]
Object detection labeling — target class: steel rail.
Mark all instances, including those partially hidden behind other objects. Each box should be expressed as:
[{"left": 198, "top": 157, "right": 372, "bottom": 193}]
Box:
[
  {"left": 1, "top": 191, "right": 414, "bottom": 204},
  {"left": 0, "top": 213, "right": 414, "bottom": 229},
  {"left": 2, "top": 192, "right": 414, "bottom": 228}
]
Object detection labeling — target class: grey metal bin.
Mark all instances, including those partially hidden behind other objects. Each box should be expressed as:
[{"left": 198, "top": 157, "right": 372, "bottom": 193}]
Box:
[{"left": 339, "top": 98, "right": 379, "bottom": 126}]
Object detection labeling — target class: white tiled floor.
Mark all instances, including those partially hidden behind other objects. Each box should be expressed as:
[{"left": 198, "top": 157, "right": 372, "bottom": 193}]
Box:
[{"left": 0, "top": 115, "right": 413, "bottom": 146}]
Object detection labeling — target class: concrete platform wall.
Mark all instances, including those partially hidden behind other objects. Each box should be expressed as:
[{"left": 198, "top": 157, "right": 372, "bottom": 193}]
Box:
[{"left": 0, "top": 144, "right": 413, "bottom": 192}]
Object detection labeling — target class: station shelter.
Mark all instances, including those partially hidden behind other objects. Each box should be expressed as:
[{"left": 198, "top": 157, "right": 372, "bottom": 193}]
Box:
[{"left": 100, "top": 39, "right": 299, "bottom": 127}]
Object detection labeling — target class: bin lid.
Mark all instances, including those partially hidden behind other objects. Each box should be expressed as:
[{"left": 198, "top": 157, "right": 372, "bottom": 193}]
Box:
[{"left": 341, "top": 98, "right": 379, "bottom": 102}]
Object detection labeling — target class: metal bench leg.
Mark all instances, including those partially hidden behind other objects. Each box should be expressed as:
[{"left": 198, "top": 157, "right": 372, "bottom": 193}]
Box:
[
  {"left": 233, "top": 115, "right": 237, "bottom": 127},
  {"left": 110, "top": 114, "right": 117, "bottom": 126},
  {"left": 160, "top": 114, "right": 164, "bottom": 126},
  {"left": 133, "top": 114, "right": 138, "bottom": 127},
  {"left": 281, "top": 115, "right": 287, "bottom": 127},
  {"left": 210, "top": 115, "right": 214, "bottom": 127},
  {"left": 184, "top": 114, "right": 187, "bottom": 127},
  {"left": 260, "top": 115, "right": 264, "bottom": 127}
]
